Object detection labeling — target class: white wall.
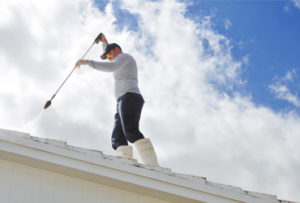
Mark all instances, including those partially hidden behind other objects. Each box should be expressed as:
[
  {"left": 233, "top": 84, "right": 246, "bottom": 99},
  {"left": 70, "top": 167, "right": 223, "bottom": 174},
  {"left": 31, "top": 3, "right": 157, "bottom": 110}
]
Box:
[{"left": 0, "top": 159, "right": 168, "bottom": 203}]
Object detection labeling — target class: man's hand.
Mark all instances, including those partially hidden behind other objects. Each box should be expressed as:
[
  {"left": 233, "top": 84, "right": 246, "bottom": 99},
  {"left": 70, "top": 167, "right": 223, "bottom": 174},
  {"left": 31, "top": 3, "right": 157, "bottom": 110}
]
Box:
[
  {"left": 75, "top": 59, "right": 86, "bottom": 68},
  {"left": 99, "top": 33, "right": 108, "bottom": 43}
]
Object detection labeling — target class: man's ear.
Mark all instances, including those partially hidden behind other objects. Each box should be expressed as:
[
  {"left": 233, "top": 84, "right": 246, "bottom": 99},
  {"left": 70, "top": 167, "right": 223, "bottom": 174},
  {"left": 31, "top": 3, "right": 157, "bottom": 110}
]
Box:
[{"left": 115, "top": 47, "right": 122, "bottom": 53}]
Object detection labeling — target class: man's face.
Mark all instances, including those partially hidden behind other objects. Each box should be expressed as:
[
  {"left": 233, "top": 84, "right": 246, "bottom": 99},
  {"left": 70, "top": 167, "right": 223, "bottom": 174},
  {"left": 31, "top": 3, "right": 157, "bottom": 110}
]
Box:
[{"left": 107, "top": 48, "right": 116, "bottom": 61}]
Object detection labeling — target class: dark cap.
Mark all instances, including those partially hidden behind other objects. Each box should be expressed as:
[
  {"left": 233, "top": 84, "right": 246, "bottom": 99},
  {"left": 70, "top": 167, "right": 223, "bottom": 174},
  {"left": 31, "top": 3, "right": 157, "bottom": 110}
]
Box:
[{"left": 100, "top": 43, "right": 122, "bottom": 60}]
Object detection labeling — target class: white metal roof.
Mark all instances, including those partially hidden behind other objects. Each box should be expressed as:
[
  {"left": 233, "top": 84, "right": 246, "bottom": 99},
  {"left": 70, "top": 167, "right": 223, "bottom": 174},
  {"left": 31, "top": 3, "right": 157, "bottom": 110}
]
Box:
[{"left": 0, "top": 128, "right": 296, "bottom": 203}]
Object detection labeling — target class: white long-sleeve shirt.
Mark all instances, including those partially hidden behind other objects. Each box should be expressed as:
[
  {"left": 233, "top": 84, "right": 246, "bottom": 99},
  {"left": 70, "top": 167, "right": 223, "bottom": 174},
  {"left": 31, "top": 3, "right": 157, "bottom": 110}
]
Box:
[{"left": 85, "top": 53, "right": 141, "bottom": 100}]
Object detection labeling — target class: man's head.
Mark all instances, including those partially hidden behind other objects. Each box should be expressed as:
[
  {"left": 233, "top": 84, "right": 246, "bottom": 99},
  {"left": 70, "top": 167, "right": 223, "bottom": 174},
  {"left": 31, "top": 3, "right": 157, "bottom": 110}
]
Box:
[{"left": 101, "top": 43, "right": 122, "bottom": 61}]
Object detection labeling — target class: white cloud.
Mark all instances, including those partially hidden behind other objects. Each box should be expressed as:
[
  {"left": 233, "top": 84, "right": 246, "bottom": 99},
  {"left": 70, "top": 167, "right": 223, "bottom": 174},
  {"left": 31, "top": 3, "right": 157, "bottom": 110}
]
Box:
[
  {"left": 293, "top": 0, "right": 300, "bottom": 9},
  {"left": 224, "top": 18, "right": 232, "bottom": 30},
  {"left": 284, "top": 4, "right": 290, "bottom": 13},
  {"left": 269, "top": 70, "right": 300, "bottom": 107},
  {"left": 269, "top": 84, "right": 300, "bottom": 107},
  {"left": 1, "top": 0, "right": 300, "bottom": 201}
]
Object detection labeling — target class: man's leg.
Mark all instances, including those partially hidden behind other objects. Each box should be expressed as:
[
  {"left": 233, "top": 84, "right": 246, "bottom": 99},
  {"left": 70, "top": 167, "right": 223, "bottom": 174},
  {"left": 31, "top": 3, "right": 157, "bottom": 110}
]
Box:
[
  {"left": 111, "top": 112, "right": 128, "bottom": 150},
  {"left": 118, "top": 93, "right": 145, "bottom": 143},
  {"left": 118, "top": 93, "right": 159, "bottom": 166},
  {"left": 112, "top": 106, "right": 133, "bottom": 159}
]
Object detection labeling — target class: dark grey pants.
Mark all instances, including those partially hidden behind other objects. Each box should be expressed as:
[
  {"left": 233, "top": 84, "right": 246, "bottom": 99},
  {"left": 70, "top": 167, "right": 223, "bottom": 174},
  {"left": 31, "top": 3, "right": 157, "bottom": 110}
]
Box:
[{"left": 111, "top": 92, "right": 145, "bottom": 150}]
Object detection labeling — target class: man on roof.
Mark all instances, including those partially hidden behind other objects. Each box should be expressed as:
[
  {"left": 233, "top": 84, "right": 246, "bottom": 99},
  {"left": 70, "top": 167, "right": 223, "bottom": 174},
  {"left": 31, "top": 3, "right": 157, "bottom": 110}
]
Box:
[{"left": 75, "top": 33, "right": 159, "bottom": 166}]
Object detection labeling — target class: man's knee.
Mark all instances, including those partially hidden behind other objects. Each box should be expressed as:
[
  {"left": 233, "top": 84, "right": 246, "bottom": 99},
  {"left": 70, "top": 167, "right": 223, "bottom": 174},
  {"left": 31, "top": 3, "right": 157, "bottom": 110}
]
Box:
[{"left": 124, "top": 128, "right": 144, "bottom": 143}]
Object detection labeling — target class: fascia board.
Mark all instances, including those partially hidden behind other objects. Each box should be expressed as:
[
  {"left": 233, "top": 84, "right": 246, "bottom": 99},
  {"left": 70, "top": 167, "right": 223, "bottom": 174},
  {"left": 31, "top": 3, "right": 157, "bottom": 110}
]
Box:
[{"left": 0, "top": 130, "right": 279, "bottom": 203}]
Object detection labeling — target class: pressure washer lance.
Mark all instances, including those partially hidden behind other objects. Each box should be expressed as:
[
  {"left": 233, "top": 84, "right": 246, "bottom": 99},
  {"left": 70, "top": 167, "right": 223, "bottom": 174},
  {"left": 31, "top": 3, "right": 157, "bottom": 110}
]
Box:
[{"left": 44, "top": 33, "right": 103, "bottom": 110}]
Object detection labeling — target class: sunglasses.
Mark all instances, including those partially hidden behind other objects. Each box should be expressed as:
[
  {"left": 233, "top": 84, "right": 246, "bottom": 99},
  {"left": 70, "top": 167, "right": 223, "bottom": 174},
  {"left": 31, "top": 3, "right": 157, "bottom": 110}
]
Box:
[{"left": 106, "top": 49, "right": 114, "bottom": 58}]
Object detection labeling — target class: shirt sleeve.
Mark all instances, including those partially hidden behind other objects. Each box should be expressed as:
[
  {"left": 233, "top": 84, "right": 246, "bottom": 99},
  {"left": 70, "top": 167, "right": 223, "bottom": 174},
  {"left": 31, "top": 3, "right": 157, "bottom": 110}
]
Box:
[
  {"left": 102, "top": 42, "right": 108, "bottom": 52},
  {"left": 85, "top": 55, "right": 128, "bottom": 72}
]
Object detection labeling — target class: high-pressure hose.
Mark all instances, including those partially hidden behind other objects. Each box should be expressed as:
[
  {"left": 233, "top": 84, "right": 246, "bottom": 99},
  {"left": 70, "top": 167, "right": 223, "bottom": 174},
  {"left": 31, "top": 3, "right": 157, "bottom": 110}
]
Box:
[{"left": 44, "top": 33, "right": 103, "bottom": 110}]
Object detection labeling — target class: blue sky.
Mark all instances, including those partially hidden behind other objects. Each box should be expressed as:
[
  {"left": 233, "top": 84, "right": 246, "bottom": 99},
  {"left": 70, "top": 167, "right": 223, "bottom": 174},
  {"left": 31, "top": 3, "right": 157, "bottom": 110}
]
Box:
[
  {"left": 188, "top": 0, "right": 300, "bottom": 113},
  {"left": 96, "top": 0, "right": 300, "bottom": 113},
  {"left": 1, "top": 0, "right": 300, "bottom": 201}
]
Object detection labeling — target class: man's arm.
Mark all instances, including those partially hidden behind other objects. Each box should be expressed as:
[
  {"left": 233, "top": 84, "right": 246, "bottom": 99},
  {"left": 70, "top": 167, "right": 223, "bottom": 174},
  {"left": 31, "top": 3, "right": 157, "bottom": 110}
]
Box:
[
  {"left": 84, "top": 55, "right": 127, "bottom": 72},
  {"left": 100, "top": 34, "right": 108, "bottom": 52},
  {"left": 75, "top": 33, "right": 109, "bottom": 69}
]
